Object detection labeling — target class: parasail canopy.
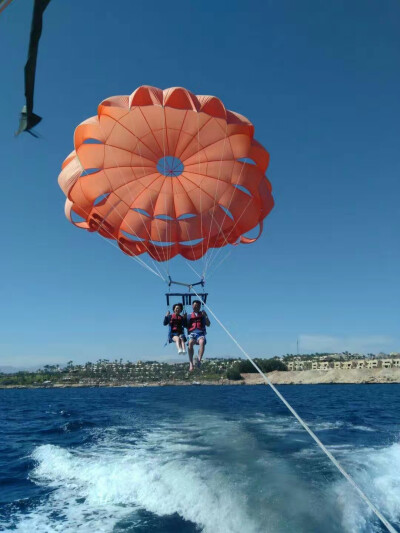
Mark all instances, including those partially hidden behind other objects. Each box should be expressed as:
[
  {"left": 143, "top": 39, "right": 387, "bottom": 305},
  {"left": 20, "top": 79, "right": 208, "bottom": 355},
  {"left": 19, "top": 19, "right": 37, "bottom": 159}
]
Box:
[{"left": 58, "top": 86, "right": 274, "bottom": 266}]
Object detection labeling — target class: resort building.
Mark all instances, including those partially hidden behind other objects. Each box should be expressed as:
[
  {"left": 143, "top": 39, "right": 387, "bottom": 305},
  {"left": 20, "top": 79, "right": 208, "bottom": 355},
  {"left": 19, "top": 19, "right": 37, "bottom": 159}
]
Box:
[
  {"left": 342, "top": 362, "right": 353, "bottom": 369},
  {"left": 286, "top": 357, "right": 399, "bottom": 372}
]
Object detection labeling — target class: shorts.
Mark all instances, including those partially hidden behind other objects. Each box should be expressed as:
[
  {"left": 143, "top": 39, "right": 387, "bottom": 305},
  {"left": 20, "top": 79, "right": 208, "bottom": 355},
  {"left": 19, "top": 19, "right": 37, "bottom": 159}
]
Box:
[
  {"left": 169, "top": 333, "right": 187, "bottom": 343},
  {"left": 188, "top": 330, "right": 206, "bottom": 345}
]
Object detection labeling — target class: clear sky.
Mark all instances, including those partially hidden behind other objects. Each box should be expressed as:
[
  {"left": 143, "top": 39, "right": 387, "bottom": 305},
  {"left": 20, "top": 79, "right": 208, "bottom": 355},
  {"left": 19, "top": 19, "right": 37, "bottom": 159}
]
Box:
[{"left": 0, "top": 0, "right": 399, "bottom": 367}]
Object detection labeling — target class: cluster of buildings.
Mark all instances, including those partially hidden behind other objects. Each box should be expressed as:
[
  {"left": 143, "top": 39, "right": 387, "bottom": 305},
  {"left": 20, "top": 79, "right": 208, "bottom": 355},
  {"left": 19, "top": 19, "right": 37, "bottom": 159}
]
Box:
[
  {"left": 61, "top": 358, "right": 242, "bottom": 383},
  {"left": 286, "top": 353, "right": 400, "bottom": 372}
]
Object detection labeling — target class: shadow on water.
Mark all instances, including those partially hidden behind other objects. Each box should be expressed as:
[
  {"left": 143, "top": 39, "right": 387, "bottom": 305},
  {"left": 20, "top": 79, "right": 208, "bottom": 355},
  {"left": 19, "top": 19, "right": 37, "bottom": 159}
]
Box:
[{"left": 115, "top": 510, "right": 201, "bottom": 532}]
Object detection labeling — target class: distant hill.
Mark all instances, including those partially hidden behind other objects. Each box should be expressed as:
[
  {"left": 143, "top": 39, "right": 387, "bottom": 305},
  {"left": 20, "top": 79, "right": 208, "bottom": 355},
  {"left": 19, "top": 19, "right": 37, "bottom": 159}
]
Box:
[{"left": 0, "top": 365, "right": 41, "bottom": 374}]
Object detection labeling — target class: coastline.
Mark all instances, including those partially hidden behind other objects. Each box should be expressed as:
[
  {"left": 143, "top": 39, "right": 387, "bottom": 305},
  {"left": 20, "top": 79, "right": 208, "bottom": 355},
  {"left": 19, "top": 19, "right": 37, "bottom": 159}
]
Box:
[
  {"left": 2, "top": 368, "right": 400, "bottom": 389},
  {"left": 0, "top": 380, "right": 241, "bottom": 390},
  {"left": 242, "top": 368, "right": 400, "bottom": 385}
]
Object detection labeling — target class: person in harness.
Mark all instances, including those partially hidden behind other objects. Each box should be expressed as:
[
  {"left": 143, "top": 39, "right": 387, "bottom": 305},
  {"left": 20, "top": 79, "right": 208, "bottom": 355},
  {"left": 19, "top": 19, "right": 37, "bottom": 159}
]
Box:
[
  {"left": 164, "top": 303, "right": 187, "bottom": 355},
  {"left": 186, "top": 300, "right": 210, "bottom": 370}
]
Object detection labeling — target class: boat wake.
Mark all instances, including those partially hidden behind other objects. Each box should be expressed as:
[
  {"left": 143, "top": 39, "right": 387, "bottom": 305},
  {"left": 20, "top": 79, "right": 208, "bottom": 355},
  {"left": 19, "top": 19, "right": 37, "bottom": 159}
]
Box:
[{"left": 3, "top": 411, "right": 400, "bottom": 532}]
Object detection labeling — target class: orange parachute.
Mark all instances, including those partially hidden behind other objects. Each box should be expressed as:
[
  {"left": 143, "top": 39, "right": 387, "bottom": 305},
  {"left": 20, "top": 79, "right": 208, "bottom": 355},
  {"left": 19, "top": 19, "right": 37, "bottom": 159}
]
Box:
[{"left": 58, "top": 86, "right": 274, "bottom": 262}]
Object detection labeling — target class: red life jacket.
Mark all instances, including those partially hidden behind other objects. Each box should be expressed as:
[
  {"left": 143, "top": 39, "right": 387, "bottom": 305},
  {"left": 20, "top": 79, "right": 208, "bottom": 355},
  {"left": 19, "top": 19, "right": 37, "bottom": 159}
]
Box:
[
  {"left": 170, "top": 313, "right": 184, "bottom": 334},
  {"left": 188, "top": 312, "right": 205, "bottom": 332}
]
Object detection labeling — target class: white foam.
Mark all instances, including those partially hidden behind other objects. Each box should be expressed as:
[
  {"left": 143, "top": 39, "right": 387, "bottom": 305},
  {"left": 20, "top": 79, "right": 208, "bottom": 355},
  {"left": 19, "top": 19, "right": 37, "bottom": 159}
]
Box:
[
  {"left": 332, "top": 443, "right": 400, "bottom": 532},
  {"left": 249, "top": 414, "right": 375, "bottom": 435},
  {"left": 6, "top": 410, "right": 398, "bottom": 533},
  {"left": 9, "top": 416, "right": 263, "bottom": 533}
]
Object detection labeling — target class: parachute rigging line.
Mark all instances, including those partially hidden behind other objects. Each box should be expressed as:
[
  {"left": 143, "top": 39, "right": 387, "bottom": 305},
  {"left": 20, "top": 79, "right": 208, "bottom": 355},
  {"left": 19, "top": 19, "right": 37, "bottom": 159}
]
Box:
[
  {"left": 185, "top": 260, "right": 203, "bottom": 282},
  {"left": 203, "top": 149, "right": 259, "bottom": 275},
  {"left": 78, "top": 184, "right": 165, "bottom": 280},
  {"left": 204, "top": 189, "right": 254, "bottom": 276},
  {"left": 202, "top": 122, "right": 229, "bottom": 276},
  {"left": 191, "top": 287, "right": 397, "bottom": 533}
]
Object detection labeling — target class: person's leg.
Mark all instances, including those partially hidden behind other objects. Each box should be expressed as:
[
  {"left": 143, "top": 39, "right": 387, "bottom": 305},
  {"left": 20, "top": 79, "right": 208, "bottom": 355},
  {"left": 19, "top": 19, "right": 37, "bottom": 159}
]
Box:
[
  {"left": 198, "top": 337, "right": 206, "bottom": 362},
  {"left": 172, "top": 336, "right": 181, "bottom": 353},
  {"left": 179, "top": 336, "right": 186, "bottom": 353},
  {"left": 188, "top": 338, "right": 195, "bottom": 371}
]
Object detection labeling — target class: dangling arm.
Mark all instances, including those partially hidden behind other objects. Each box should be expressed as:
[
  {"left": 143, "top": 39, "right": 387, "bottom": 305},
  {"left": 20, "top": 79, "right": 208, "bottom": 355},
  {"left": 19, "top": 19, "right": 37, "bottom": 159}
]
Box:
[{"left": 202, "top": 311, "right": 210, "bottom": 327}]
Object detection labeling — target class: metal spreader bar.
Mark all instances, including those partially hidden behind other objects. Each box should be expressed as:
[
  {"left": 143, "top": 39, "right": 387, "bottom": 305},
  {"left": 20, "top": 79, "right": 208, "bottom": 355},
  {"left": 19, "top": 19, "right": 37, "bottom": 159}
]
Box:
[{"left": 165, "top": 276, "right": 207, "bottom": 307}]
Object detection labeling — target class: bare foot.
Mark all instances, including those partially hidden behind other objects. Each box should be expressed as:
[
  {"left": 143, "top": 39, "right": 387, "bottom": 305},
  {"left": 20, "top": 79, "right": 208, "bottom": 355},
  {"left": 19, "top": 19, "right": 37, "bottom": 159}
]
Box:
[{"left": 189, "top": 364, "right": 194, "bottom": 372}]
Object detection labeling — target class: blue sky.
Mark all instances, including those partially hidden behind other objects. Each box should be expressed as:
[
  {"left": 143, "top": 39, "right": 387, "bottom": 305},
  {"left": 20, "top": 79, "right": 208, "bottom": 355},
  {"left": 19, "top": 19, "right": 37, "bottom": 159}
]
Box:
[{"left": 0, "top": 0, "right": 399, "bottom": 367}]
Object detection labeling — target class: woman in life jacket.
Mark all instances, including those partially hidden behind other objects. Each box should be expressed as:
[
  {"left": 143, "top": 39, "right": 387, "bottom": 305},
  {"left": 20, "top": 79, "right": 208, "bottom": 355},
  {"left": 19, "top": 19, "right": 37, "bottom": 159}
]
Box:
[
  {"left": 163, "top": 303, "right": 187, "bottom": 355},
  {"left": 187, "top": 300, "right": 211, "bottom": 370}
]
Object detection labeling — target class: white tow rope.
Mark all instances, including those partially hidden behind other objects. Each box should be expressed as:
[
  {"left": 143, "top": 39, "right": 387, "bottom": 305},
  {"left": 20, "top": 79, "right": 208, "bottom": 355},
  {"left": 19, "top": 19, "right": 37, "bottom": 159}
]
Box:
[{"left": 194, "top": 290, "right": 397, "bottom": 533}]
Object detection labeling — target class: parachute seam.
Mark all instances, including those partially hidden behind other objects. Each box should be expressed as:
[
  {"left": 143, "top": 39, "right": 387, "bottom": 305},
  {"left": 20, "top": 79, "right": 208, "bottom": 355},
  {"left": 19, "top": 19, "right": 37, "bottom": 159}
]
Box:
[
  {"left": 95, "top": 111, "right": 167, "bottom": 271},
  {"left": 206, "top": 194, "right": 256, "bottom": 272},
  {"left": 178, "top": 174, "right": 219, "bottom": 204},
  {"left": 203, "top": 135, "right": 250, "bottom": 271},
  {"left": 197, "top": 112, "right": 204, "bottom": 265},
  {"left": 170, "top": 110, "right": 188, "bottom": 159},
  {"left": 104, "top": 113, "right": 161, "bottom": 160},
  {"left": 139, "top": 107, "right": 166, "bottom": 156},
  {"left": 180, "top": 132, "right": 240, "bottom": 165},
  {"left": 99, "top": 167, "right": 166, "bottom": 270},
  {"left": 178, "top": 114, "right": 232, "bottom": 161},
  {"left": 172, "top": 179, "right": 199, "bottom": 261},
  {"left": 103, "top": 171, "right": 162, "bottom": 209},
  {"left": 86, "top": 142, "right": 156, "bottom": 166},
  {"left": 103, "top": 170, "right": 165, "bottom": 251},
  {"left": 161, "top": 105, "right": 170, "bottom": 268},
  {"left": 133, "top": 114, "right": 170, "bottom": 267},
  {"left": 203, "top": 121, "right": 228, "bottom": 276},
  {"left": 176, "top": 115, "right": 213, "bottom": 160}
]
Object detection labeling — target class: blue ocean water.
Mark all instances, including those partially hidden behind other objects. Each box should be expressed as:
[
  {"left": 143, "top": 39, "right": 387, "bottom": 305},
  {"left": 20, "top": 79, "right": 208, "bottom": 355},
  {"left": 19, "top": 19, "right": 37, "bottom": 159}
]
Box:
[{"left": 0, "top": 384, "right": 399, "bottom": 533}]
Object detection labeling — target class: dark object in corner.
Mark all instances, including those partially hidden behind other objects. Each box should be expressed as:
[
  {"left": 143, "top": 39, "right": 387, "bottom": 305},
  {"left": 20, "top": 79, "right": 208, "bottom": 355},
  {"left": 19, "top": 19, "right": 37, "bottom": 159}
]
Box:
[{"left": 15, "top": 0, "right": 51, "bottom": 136}]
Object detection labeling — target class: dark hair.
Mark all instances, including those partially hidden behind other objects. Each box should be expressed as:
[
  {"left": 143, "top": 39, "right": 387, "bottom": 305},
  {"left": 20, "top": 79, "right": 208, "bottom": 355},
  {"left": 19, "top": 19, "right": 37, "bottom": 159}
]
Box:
[
  {"left": 173, "top": 303, "right": 183, "bottom": 311},
  {"left": 192, "top": 300, "right": 202, "bottom": 306}
]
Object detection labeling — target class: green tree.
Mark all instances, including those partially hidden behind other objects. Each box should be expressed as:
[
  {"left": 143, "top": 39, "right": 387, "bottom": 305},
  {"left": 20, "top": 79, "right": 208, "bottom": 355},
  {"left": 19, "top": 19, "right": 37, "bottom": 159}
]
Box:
[{"left": 226, "top": 367, "right": 242, "bottom": 380}]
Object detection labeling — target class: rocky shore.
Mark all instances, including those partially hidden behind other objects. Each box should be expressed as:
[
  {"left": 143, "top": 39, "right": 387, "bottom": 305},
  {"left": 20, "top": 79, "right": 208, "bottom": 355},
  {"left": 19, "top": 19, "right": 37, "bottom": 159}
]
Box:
[
  {"left": 2, "top": 368, "right": 400, "bottom": 390},
  {"left": 242, "top": 368, "right": 400, "bottom": 385}
]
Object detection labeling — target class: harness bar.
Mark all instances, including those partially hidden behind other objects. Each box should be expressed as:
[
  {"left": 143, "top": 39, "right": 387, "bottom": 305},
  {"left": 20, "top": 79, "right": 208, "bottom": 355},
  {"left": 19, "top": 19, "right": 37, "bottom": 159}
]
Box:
[
  {"left": 166, "top": 292, "right": 208, "bottom": 307},
  {"left": 167, "top": 276, "right": 205, "bottom": 290}
]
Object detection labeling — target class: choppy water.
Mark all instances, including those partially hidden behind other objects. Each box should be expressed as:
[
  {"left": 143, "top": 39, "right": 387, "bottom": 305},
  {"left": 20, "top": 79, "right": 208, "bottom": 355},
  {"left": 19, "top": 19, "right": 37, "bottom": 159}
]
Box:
[{"left": 0, "top": 384, "right": 399, "bottom": 532}]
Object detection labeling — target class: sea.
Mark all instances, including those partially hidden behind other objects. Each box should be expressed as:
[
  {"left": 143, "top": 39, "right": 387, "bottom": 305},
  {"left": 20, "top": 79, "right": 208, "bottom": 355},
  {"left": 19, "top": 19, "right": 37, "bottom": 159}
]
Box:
[{"left": 0, "top": 384, "right": 399, "bottom": 533}]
